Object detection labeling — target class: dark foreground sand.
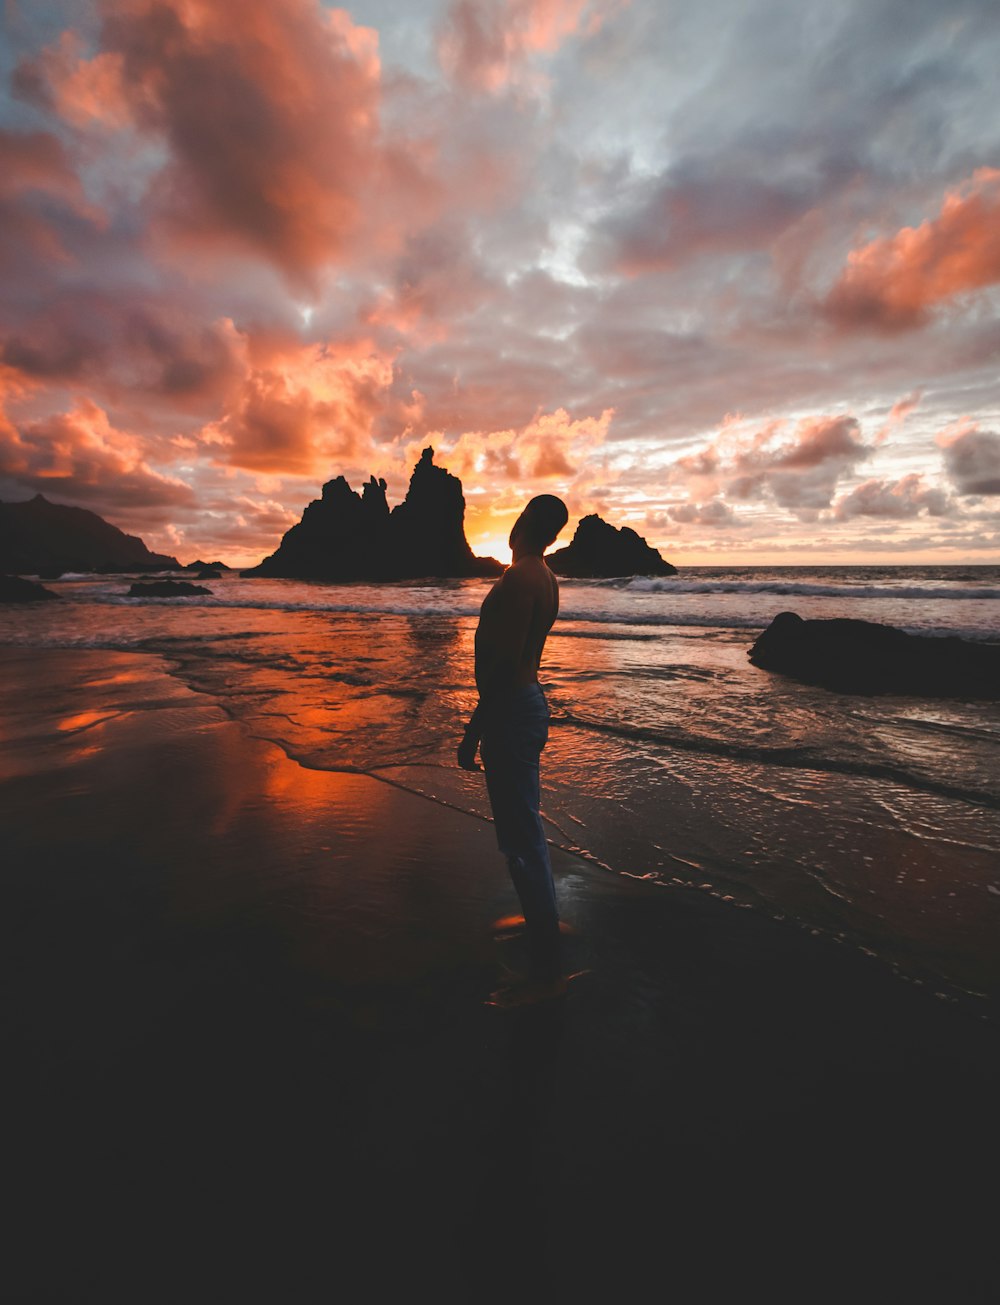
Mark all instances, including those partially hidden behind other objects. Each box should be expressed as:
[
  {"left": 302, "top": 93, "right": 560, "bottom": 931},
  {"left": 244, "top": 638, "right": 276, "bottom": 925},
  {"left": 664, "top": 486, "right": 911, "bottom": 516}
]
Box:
[{"left": 3, "top": 648, "right": 999, "bottom": 1304}]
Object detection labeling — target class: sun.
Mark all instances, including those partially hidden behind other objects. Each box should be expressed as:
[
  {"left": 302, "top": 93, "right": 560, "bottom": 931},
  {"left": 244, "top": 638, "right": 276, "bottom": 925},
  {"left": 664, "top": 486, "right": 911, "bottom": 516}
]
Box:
[{"left": 475, "top": 534, "right": 513, "bottom": 566}]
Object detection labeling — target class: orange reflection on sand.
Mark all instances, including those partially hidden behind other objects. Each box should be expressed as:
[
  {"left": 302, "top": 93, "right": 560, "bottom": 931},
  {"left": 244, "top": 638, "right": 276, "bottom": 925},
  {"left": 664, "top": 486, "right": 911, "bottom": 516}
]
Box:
[
  {"left": 83, "top": 669, "right": 150, "bottom": 687},
  {"left": 259, "top": 747, "right": 386, "bottom": 819},
  {"left": 57, "top": 709, "right": 120, "bottom": 732}
]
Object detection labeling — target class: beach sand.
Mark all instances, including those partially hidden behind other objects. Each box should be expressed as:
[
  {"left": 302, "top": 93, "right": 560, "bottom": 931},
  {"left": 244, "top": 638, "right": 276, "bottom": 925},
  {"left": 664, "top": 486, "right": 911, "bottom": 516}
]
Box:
[{"left": 4, "top": 647, "right": 999, "bottom": 1303}]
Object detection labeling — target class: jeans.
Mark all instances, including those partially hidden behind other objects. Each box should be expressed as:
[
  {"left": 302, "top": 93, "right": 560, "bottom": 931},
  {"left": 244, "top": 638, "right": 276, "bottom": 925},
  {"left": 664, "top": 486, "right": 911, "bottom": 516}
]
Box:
[{"left": 479, "top": 683, "right": 560, "bottom": 980}]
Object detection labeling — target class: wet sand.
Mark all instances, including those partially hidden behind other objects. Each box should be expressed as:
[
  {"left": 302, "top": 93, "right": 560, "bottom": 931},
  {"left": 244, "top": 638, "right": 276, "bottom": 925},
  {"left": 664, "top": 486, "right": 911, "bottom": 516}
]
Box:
[{"left": 3, "top": 647, "right": 999, "bottom": 1303}]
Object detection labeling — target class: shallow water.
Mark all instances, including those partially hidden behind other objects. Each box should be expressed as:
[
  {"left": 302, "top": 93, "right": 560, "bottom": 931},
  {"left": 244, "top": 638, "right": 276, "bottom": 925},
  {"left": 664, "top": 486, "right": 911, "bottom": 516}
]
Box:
[{"left": 2, "top": 565, "right": 999, "bottom": 998}]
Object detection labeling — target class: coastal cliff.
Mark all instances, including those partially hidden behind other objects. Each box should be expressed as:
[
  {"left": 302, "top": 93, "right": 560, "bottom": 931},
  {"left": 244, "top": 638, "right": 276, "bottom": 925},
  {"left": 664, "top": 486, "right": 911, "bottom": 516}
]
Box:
[
  {"left": 547, "top": 514, "right": 675, "bottom": 578},
  {"left": 0, "top": 495, "right": 180, "bottom": 575},
  {"left": 243, "top": 448, "right": 503, "bottom": 580}
]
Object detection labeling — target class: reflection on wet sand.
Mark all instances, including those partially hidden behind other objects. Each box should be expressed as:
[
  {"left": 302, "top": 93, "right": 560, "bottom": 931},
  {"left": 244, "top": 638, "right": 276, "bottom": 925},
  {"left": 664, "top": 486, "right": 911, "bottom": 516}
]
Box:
[{"left": 4, "top": 646, "right": 1000, "bottom": 1301}]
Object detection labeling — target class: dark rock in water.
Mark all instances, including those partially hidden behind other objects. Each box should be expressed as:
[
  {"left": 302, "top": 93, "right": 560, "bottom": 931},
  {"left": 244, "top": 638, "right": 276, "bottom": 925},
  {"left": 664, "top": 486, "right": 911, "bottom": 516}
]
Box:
[
  {"left": 185, "top": 559, "right": 229, "bottom": 571},
  {"left": 242, "top": 447, "right": 503, "bottom": 581},
  {"left": 0, "top": 494, "right": 179, "bottom": 574},
  {"left": 196, "top": 568, "right": 222, "bottom": 579},
  {"left": 38, "top": 568, "right": 64, "bottom": 580},
  {"left": 0, "top": 574, "right": 60, "bottom": 602},
  {"left": 127, "top": 580, "right": 212, "bottom": 598},
  {"left": 547, "top": 514, "right": 675, "bottom": 578},
  {"left": 749, "top": 611, "right": 1000, "bottom": 698}
]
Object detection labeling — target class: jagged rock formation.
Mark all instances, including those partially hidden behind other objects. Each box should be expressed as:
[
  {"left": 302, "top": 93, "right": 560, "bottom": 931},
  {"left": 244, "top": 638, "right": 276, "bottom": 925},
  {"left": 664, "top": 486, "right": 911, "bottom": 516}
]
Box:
[
  {"left": 0, "top": 495, "right": 179, "bottom": 574},
  {"left": 243, "top": 448, "right": 503, "bottom": 580},
  {"left": 547, "top": 514, "right": 675, "bottom": 578},
  {"left": 127, "top": 580, "right": 212, "bottom": 597},
  {"left": 748, "top": 611, "right": 1000, "bottom": 698},
  {"left": 184, "top": 560, "right": 229, "bottom": 571},
  {"left": 0, "top": 574, "right": 60, "bottom": 602}
]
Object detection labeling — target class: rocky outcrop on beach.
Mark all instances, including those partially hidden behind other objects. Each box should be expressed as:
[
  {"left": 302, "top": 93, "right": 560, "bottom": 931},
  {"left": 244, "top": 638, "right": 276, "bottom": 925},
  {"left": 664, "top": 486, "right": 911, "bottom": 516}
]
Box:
[
  {"left": 547, "top": 514, "right": 675, "bottom": 578},
  {"left": 0, "top": 495, "right": 179, "bottom": 575},
  {"left": 127, "top": 580, "right": 212, "bottom": 597},
  {"left": 0, "top": 574, "right": 60, "bottom": 602},
  {"left": 748, "top": 610, "right": 1000, "bottom": 698},
  {"left": 242, "top": 447, "right": 503, "bottom": 581}
]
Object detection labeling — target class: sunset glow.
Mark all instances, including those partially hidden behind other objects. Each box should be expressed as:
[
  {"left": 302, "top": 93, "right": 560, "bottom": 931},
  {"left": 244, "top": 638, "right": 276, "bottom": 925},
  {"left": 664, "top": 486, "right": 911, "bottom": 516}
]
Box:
[{"left": 1, "top": 0, "right": 999, "bottom": 566}]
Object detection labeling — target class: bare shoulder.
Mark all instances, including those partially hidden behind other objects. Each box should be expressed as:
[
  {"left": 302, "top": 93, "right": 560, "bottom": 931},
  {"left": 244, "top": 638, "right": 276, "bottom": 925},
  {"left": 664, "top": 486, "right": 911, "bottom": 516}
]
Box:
[{"left": 511, "top": 555, "right": 557, "bottom": 593}]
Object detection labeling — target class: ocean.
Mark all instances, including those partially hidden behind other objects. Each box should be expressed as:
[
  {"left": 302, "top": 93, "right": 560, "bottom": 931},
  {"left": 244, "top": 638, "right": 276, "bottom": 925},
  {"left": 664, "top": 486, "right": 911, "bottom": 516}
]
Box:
[{"left": 3, "top": 563, "right": 999, "bottom": 1003}]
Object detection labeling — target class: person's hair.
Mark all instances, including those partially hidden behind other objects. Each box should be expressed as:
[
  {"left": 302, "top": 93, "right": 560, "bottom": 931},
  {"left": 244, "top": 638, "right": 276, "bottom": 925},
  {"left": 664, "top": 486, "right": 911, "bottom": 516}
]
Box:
[{"left": 523, "top": 494, "right": 569, "bottom": 548}]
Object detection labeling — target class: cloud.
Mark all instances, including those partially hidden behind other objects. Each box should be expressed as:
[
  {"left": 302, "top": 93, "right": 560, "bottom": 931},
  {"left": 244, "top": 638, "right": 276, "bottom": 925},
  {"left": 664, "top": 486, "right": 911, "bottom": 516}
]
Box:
[
  {"left": 199, "top": 338, "right": 394, "bottom": 476},
  {"left": 0, "top": 127, "right": 85, "bottom": 203},
  {"left": 439, "top": 405, "right": 612, "bottom": 483},
  {"left": 1, "top": 299, "right": 248, "bottom": 408},
  {"left": 876, "top": 389, "right": 922, "bottom": 442},
  {"left": 668, "top": 499, "right": 740, "bottom": 527},
  {"left": 437, "top": 0, "right": 592, "bottom": 91},
  {"left": 672, "top": 414, "right": 872, "bottom": 515},
  {"left": 20, "top": 0, "right": 384, "bottom": 292},
  {"left": 832, "top": 474, "right": 950, "bottom": 520},
  {"left": 0, "top": 396, "right": 195, "bottom": 511},
  {"left": 824, "top": 168, "right": 1000, "bottom": 332},
  {"left": 592, "top": 158, "right": 847, "bottom": 276},
  {"left": 12, "top": 30, "right": 132, "bottom": 130},
  {"left": 0, "top": 126, "right": 96, "bottom": 272},
  {"left": 938, "top": 423, "right": 1000, "bottom": 496}
]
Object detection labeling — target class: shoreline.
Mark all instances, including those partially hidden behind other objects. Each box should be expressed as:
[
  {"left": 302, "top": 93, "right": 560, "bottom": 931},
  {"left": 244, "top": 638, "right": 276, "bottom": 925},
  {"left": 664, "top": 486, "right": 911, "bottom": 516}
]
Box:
[{"left": 4, "top": 645, "right": 1000, "bottom": 1301}]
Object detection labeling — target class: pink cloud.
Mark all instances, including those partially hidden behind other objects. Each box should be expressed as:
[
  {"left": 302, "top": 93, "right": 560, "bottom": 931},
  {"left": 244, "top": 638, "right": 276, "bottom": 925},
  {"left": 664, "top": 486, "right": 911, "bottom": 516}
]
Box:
[
  {"left": 1, "top": 297, "right": 248, "bottom": 410},
  {"left": 832, "top": 474, "right": 950, "bottom": 520},
  {"left": 876, "top": 389, "right": 922, "bottom": 443},
  {"left": 671, "top": 414, "right": 871, "bottom": 515},
  {"left": 21, "top": 0, "right": 384, "bottom": 292},
  {"left": 0, "top": 128, "right": 85, "bottom": 202},
  {"left": 824, "top": 168, "right": 1000, "bottom": 332},
  {"left": 0, "top": 127, "right": 95, "bottom": 271},
  {"left": 668, "top": 499, "right": 739, "bottom": 528},
  {"left": 13, "top": 30, "right": 132, "bottom": 130},
  {"left": 438, "top": 0, "right": 591, "bottom": 91}
]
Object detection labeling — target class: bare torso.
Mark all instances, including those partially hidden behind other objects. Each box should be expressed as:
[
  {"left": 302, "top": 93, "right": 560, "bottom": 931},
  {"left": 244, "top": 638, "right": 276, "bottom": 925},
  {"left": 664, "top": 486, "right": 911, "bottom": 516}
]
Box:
[{"left": 475, "top": 555, "right": 559, "bottom": 696}]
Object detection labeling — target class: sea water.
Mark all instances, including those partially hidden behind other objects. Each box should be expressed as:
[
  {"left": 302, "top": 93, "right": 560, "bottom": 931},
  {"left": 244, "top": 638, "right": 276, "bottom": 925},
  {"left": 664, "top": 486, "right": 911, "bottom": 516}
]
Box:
[{"left": 3, "top": 565, "right": 998, "bottom": 1000}]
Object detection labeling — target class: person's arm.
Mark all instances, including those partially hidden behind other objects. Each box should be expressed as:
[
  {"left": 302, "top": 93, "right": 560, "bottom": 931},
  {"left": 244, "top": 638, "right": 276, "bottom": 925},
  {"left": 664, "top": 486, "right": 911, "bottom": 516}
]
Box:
[
  {"left": 457, "top": 710, "right": 483, "bottom": 770},
  {"left": 457, "top": 570, "right": 534, "bottom": 770}
]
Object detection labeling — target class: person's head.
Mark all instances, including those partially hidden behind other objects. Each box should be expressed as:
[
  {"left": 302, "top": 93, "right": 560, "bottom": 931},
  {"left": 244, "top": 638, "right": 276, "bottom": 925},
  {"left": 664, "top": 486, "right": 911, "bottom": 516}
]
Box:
[{"left": 509, "top": 494, "right": 569, "bottom": 555}]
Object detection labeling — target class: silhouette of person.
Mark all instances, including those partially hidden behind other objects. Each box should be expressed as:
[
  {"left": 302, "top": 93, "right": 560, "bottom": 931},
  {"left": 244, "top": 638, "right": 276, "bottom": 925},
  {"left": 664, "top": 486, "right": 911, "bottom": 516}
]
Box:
[{"left": 458, "top": 494, "right": 569, "bottom": 1007}]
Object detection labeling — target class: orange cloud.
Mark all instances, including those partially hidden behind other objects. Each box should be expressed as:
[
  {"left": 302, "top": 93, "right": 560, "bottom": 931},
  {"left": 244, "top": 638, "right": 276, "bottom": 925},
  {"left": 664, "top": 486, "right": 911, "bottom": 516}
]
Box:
[
  {"left": 0, "top": 397, "right": 194, "bottom": 510},
  {"left": 824, "top": 168, "right": 1000, "bottom": 331},
  {"left": 418, "top": 406, "right": 612, "bottom": 551},
  {"left": 199, "top": 337, "right": 394, "bottom": 476},
  {"left": 438, "top": 405, "right": 612, "bottom": 483}
]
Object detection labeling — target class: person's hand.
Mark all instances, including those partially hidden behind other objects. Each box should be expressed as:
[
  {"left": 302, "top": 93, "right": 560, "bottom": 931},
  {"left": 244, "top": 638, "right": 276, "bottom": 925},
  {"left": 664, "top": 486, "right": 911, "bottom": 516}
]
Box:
[{"left": 457, "top": 731, "right": 480, "bottom": 771}]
